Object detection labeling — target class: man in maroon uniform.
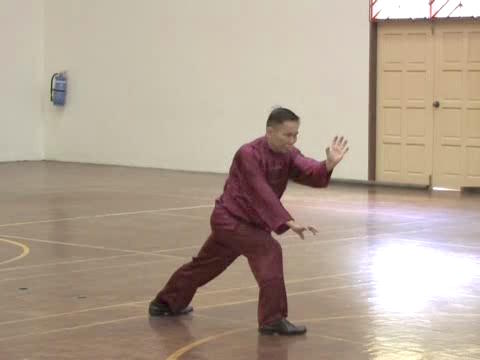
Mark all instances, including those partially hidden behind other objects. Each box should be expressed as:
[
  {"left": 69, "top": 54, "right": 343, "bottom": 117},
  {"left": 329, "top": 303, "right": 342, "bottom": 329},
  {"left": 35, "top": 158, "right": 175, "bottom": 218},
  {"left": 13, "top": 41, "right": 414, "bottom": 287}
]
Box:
[{"left": 149, "top": 107, "right": 349, "bottom": 335}]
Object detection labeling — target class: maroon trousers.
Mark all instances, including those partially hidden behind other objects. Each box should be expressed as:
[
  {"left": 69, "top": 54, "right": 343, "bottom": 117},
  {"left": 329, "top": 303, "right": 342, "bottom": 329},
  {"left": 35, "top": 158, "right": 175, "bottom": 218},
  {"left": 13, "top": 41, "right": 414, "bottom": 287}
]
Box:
[{"left": 154, "top": 207, "right": 288, "bottom": 326}]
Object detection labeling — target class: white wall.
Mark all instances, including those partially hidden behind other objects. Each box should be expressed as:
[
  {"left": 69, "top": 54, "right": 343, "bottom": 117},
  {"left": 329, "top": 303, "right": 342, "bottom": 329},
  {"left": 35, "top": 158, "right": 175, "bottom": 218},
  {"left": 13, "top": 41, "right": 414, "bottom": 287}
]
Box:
[
  {"left": 0, "top": 0, "right": 45, "bottom": 161},
  {"left": 44, "top": 0, "right": 370, "bottom": 180}
]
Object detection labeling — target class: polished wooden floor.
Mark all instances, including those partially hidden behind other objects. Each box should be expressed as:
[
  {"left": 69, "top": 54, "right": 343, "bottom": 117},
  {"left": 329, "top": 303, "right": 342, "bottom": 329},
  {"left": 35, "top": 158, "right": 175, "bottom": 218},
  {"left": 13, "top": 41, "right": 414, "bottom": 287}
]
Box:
[{"left": 1, "top": 161, "right": 479, "bottom": 359}]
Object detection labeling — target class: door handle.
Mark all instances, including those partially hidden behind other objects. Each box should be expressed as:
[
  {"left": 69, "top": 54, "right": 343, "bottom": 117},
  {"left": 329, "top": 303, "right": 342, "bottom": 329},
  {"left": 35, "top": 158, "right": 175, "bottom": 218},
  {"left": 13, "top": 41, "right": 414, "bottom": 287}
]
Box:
[{"left": 433, "top": 100, "right": 440, "bottom": 108}]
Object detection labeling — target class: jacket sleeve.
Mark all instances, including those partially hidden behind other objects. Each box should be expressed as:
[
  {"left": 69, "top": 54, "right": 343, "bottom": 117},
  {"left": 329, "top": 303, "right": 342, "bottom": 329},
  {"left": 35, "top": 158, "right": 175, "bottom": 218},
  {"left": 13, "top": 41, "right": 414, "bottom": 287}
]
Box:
[{"left": 289, "top": 149, "right": 332, "bottom": 188}]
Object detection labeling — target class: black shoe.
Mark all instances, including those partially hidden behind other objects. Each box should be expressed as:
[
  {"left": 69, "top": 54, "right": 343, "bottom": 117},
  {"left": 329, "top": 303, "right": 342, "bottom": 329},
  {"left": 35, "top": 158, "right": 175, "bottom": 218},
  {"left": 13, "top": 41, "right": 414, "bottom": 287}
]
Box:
[
  {"left": 148, "top": 301, "right": 193, "bottom": 317},
  {"left": 259, "top": 318, "right": 307, "bottom": 336}
]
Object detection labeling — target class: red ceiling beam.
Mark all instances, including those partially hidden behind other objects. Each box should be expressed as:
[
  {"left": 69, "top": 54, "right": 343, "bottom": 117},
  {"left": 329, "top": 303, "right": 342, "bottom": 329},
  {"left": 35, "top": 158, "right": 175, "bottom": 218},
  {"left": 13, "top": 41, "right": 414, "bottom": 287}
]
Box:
[{"left": 431, "top": 0, "right": 453, "bottom": 18}]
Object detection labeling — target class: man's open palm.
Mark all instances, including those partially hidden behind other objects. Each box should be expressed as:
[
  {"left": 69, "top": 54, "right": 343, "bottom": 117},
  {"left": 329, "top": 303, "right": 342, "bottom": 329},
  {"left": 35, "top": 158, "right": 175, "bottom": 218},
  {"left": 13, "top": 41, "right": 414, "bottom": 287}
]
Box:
[{"left": 326, "top": 136, "right": 349, "bottom": 170}]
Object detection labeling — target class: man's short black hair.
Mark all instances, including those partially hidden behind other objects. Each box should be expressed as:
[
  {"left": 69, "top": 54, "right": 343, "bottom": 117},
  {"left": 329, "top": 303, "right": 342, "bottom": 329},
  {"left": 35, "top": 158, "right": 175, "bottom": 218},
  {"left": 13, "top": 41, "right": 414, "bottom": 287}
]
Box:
[{"left": 266, "top": 107, "right": 300, "bottom": 127}]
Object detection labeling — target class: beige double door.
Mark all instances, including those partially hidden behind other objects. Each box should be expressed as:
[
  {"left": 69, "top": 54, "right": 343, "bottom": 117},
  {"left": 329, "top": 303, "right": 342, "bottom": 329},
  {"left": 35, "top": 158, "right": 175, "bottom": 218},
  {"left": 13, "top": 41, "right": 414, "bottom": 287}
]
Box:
[{"left": 377, "top": 21, "right": 480, "bottom": 189}]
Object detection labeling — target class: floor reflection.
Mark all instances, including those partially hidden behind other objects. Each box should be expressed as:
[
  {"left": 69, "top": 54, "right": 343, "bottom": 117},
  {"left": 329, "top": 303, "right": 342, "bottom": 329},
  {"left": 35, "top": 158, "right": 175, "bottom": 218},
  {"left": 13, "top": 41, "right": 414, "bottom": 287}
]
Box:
[{"left": 371, "top": 243, "right": 480, "bottom": 313}]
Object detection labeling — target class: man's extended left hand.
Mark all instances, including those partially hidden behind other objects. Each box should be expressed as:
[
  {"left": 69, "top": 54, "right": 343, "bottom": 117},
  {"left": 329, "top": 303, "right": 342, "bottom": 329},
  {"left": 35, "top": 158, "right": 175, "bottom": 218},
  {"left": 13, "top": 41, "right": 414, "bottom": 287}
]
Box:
[{"left": 325, "top": 136, "right": 349, "bottom": 172}]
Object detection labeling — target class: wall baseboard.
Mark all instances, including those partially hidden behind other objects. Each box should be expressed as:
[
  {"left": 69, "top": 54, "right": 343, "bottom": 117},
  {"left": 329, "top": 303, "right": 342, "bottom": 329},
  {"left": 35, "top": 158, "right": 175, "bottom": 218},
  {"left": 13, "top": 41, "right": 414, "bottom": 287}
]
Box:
[{"left": 330, "top": 178, "right": 429, "bottom": 190}]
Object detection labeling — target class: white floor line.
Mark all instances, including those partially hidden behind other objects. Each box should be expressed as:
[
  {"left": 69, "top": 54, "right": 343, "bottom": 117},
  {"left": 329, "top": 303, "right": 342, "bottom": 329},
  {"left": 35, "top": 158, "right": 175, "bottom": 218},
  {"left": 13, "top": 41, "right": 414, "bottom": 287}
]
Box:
[
  {"left": 0, "top": 272, "right": 363, "bottom": 327},
  {"left": 0, "top": 234, "right": 187, "bottom": 260},
  {"left": 0, "top": 253, "right": 141, "bottom": 273},
  {"left": 0, "top": 204, "right": 213, "bottom": 228}
]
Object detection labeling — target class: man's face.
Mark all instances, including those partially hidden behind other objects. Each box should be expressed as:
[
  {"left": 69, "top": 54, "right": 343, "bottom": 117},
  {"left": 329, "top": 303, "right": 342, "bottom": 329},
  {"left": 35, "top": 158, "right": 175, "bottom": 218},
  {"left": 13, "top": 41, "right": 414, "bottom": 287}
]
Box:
[{"left": 266, "top": 120, "right": 299, "bottom": 153}]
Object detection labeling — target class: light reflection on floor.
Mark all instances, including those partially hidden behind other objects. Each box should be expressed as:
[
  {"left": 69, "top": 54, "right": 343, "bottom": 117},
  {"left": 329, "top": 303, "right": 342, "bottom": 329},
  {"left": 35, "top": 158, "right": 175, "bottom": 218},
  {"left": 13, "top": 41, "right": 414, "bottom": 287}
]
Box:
[
  {"left": 372, "top": 243, "right": 480, "bottom": 313},
  {"left": 368, "top": 243, "right": 480, "bottom": 359}
]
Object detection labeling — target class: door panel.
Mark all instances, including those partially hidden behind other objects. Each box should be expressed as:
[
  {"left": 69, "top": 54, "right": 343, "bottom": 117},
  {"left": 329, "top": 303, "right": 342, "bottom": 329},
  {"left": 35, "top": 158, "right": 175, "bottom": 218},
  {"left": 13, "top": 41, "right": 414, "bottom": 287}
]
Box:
[
  {"left": 433, "top": 22, "right": 480, "bottom": 188},
  {"left": 377, "top": 23, "right": 434, "bottom": 185}
]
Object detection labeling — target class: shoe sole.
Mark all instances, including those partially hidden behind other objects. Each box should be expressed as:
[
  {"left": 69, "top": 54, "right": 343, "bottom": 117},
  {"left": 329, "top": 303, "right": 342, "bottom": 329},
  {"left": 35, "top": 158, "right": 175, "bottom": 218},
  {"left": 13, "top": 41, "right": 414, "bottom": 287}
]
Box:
[
  {"left": 258, "top": 329, "right": 307, "bottom": 336},
  {"left": 149, "top": 306, "right": 193, "bottom": 317}
]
